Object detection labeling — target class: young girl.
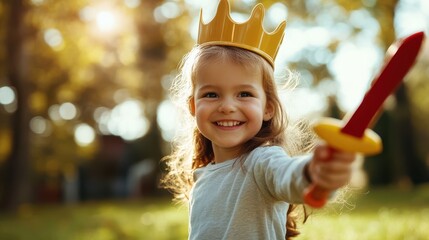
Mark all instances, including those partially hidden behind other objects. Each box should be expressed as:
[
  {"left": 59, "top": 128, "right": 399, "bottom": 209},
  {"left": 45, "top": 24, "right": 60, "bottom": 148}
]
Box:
[{"left": 162, "top": 1, "right": 356, "bottom": 239}]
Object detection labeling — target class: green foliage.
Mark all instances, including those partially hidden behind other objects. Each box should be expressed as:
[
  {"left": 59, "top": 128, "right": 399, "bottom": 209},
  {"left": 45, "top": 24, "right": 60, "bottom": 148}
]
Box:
[{"left": 0, "top": 0, "right": 194, "bottom": 208}]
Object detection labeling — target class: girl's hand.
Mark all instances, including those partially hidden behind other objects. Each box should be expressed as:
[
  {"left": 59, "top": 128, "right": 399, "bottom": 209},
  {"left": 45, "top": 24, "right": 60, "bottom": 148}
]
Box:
[{"left": 306, "top": 144, "right": 356, "bottom": 191}]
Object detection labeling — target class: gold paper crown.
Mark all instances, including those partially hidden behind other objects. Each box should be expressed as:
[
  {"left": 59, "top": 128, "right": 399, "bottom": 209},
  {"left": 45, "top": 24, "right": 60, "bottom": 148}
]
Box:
[{"left": 197, "top": 0, "right": 286, "bottom": 67}]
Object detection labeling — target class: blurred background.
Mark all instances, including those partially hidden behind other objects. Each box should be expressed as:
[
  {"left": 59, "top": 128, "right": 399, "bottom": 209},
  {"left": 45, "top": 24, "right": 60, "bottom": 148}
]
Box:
[{"left": 0, "top": 0, "right": 428, "bottom": 239}]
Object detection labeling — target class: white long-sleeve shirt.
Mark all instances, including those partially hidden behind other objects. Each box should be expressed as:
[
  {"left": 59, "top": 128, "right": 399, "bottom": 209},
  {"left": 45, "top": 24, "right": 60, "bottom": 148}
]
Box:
[{"left": 189, "top": 146, "right": 312, "bottom": 240}]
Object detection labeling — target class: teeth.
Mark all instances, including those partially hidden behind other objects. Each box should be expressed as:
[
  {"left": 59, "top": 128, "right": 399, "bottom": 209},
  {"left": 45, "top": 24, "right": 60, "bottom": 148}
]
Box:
[{"left": 217, "top": 121, "right": 241, "bottom": 127}]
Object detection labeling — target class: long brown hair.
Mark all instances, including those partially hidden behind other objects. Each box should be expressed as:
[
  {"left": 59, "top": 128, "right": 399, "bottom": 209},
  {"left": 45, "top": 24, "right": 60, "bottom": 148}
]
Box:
[{"left": 162, "top": 45, "right": 314, "bottom": 239}]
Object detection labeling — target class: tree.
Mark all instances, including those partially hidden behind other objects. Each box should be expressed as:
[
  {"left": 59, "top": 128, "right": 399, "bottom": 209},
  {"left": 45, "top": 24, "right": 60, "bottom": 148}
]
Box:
[
  {"left": 0, "top": 0, "right": 195, "bottom": 210},
  {"left": 1, "top": 0, "right": 32, "bottom": 211}
]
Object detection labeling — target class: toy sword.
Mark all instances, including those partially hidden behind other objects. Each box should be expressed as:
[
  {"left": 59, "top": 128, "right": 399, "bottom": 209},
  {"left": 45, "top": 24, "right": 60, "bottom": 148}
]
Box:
[{"left": 304, "top": 31, "right": 425, "bottom": 208}]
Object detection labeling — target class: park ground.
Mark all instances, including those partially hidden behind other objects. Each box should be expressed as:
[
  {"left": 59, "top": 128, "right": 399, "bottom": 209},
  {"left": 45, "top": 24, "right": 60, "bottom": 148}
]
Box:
[{"left": 0, "top": 185, "right": 428, "bottom": 240}]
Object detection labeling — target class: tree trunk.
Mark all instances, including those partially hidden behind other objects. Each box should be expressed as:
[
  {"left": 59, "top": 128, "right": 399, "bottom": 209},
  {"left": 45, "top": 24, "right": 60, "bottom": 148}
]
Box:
[
  {"left": 392, "top": 85, "right": 429, "bottom": 184},
  {"left": 364, "top": 0, "right": 398, "bottom": 186},
  {"left": 0, "top": 0, "right": 32, "bottom": 212},
  {"left": 134, "top": 0, "right": 167, "bottom": 195}
]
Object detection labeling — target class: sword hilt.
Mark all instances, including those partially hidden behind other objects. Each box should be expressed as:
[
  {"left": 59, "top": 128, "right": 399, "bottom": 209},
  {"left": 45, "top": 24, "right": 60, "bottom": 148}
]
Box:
[
  {"left": 303, "top": 118, "right": 382, "bottom": 208},
  {"left": 313, "top": 118, "right": 382, "bottom": 154}
]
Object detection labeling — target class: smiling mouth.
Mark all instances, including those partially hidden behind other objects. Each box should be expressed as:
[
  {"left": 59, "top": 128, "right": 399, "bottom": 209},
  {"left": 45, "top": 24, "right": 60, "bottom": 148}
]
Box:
[{"left": 215, "top": 121, "right": 243, "bottom": 127}]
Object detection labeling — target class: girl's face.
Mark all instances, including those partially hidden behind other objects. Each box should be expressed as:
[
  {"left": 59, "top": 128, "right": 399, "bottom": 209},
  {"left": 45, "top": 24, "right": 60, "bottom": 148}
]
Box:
[{"left": 189, "top": 59, "right": 274, "bottom": 162}]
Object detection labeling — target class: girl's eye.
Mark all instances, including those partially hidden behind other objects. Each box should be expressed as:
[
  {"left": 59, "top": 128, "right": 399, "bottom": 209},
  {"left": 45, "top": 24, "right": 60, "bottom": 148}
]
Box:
[
  {"left": 238, "top": 92, "right": 252, "bottom": 97},
  {"left": 203, "top": 92, "right": 218, "bottom": 98}
]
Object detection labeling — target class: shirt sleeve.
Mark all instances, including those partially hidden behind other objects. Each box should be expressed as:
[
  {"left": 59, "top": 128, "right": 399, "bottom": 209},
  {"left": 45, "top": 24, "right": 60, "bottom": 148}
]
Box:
[{"left": 252, "top": 146, "right": 312, "bottom": 203}]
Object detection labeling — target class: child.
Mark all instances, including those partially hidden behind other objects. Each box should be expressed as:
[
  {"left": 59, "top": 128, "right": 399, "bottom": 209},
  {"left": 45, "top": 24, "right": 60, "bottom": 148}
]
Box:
[{"left": 162, "top": 0, "right": 356, "bottom": 239}]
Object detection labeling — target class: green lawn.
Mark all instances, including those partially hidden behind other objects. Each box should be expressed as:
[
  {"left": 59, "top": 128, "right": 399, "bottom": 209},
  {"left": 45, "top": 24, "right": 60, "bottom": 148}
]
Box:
[
  {"left": 0, "top": 198, "right": 188, "bottom": 240},
  {"left": 0, "top": 186, "right": 428, "bottom": 240},
  {"left": 299, "top": 185, "right": 429, "bottom": 240}
]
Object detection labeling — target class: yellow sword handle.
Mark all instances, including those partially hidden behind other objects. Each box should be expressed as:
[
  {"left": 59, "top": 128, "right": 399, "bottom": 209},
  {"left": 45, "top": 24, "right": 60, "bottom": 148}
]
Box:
[{"left": 303, "top": 118, "right": 382, "bottom": 208}]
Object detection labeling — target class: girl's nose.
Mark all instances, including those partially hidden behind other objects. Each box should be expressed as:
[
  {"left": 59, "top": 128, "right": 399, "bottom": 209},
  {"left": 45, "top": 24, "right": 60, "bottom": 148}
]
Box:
[{"left": 218, "top": 98, "right": 236, "bottom": 114}]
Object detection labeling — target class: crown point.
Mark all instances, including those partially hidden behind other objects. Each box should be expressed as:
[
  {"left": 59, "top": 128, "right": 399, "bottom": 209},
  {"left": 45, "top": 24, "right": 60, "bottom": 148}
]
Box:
[
  {"left": 252, "top": 4, "right": 265, "bottom": 22},
  {"left": 218, "top": 0, "right": 230, "bottom": 16},
  {"left": 271, "top": 21, "right": 286, "bottom": 35}
]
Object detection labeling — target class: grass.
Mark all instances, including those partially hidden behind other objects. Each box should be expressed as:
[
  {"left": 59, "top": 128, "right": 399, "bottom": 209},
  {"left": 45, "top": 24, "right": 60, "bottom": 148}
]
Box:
[
  {"left": 0, "top": 198, "right": 188, "bottom": 240},
  {"left": 299, "top": 185, "right": 429, "bottom": 240},
  {"left": 0, "top": 186, "right": 428, "bottom": 240}
]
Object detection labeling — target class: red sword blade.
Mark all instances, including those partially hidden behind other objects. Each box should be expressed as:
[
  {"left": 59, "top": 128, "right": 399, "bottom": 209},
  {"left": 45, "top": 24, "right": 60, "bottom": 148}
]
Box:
[{"left": 341, "top": 31, "right": 425, "bottom": 138}]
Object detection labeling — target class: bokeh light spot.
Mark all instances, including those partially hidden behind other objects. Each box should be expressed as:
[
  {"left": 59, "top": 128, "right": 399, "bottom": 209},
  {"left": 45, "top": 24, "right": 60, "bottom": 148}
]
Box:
[{"left": 74, "top": 123, "right": 96, "bottom": 147}]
